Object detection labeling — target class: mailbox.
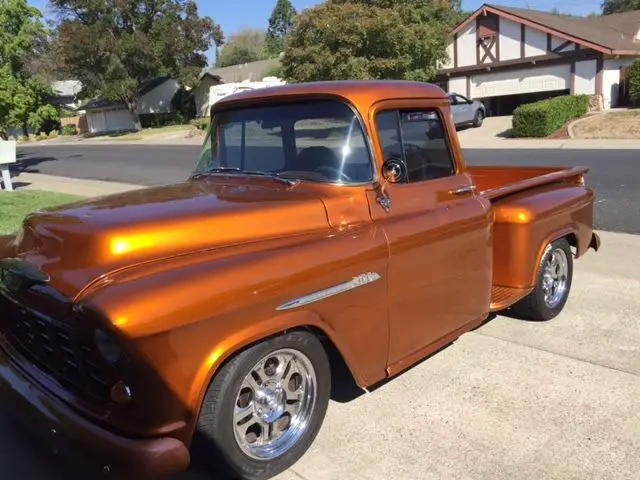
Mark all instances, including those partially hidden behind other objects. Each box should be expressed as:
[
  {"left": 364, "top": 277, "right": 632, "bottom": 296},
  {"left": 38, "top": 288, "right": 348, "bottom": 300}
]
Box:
[{"left": 0, "top": 140, "right": 16, "bottom": 191}]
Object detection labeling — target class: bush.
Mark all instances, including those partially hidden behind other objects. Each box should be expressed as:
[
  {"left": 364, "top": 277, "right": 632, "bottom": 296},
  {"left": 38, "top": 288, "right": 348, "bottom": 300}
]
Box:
[
  {"left": 139, "top": 112, "right": 187, "bottom": 128},
  {"left": 48, "top": 130, "right": 59, "bottom": 139},
  {"left": 61, "top": 125, "right": 78, "bottom": 136},
  {"left": 191, "top": 117, "right": 211, "bottom": 131},
  {"left": 512, "top": 95, "right": 590, "bottom": 137},
  {"left": 35, "top": 132, "right": 48, "bottom": 141},
  {"left": 18, "top": 135, "right": 29, "bottom": 142},
  {"left": 629, "top": 59, "right": 640, "bottom": 106}
]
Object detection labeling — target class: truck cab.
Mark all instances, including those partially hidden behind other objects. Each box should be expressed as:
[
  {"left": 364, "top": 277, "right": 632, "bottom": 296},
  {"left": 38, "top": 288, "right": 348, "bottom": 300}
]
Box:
[{"left": 0, "top": 81, "right": 599, "bottom": 480}]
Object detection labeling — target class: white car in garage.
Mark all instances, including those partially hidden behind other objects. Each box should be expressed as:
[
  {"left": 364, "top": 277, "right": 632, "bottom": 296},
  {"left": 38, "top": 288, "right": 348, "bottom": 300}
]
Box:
[{"left": 448, "top": 93, "right": 487, "bottom": 128}]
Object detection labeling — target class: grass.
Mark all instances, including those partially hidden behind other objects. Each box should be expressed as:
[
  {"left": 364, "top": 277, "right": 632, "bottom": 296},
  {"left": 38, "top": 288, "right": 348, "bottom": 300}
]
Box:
[
  {"left": 0, "top": 190, "right": 84, "bottom": 235},
  {"left": 571, "top": 109, "right": 640, "bottom": 139},
  {"left": 108, "top": 124, "right": 193, "bottom": 141}
]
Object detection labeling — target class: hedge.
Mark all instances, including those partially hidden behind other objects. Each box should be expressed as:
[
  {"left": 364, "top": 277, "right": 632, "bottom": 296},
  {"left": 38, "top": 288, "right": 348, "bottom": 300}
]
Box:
[
  {"left": 629, "top": 59, "right": 640, "bottom": 106},
  {"left": 512, "top": 95, "right": 590, "bottom": 138},
  {"left": 139, "top": 112, "right": 187, "bottom": 128}
]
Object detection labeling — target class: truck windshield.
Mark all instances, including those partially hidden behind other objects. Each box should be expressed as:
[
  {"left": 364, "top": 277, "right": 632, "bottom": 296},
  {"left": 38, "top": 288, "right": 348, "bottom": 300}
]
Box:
[{"left": 194, "top": 100, "right": 374, "bottom": 184}]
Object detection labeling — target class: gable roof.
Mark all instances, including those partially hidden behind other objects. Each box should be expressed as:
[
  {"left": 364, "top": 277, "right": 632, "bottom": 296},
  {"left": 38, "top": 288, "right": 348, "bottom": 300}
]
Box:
[
  {"left": 202, "top": 58, "right": 281, "bottom": 84},
  {"left": 452, "top": 3, "right": 640, "bottom": 55},
  {"left": 52, "top": 80, "right": 82, "bottom": 98},
  {"left": 84, "top": 77, "right": 177, "bottom": 110}
]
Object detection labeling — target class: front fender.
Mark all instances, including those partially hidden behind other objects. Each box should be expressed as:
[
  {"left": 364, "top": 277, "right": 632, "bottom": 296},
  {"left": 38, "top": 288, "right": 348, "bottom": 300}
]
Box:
[{"left": 79, "top": 224, "right": 389, "bottom": 428}]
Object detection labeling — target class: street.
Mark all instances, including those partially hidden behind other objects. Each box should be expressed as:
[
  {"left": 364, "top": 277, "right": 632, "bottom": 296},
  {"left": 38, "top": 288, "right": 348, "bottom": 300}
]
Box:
[{"left": 14, "top": 144, "right": 640, "bottom": 234}]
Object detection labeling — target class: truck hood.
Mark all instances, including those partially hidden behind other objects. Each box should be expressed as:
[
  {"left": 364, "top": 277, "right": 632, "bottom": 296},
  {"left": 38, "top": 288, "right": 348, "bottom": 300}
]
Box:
[{"left": 10, "top": 178, "right": 330, "bottom": 299}]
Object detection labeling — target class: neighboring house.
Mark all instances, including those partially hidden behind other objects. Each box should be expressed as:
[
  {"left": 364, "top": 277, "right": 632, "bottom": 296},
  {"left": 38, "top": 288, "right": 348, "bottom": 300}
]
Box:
[
  {"left": 193, "top": 58, "right": 281, "bottom": 117},
  {"left": 85, "top": 77, "right": 181, "bottom": 134},
  {"left": 436, "top": 4, "right": 640, "bottom": 115},
  {"left": 51, "top": 80, "right": 84, "bottom": 110}
]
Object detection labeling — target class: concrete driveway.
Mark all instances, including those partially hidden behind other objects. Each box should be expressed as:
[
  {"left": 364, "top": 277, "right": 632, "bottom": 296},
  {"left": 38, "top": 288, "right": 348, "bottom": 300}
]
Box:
[
  {"left": 457, "top": 116, "right": 513, "bottom": 147},
  {"left": 0, "top": 231, "right": 638, "bottom": 480}
]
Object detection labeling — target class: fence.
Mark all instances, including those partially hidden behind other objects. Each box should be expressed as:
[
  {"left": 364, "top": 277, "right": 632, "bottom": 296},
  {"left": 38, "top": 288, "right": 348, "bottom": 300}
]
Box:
[{"left": 60, "top": 113, "right": 89, "bottom": 134}]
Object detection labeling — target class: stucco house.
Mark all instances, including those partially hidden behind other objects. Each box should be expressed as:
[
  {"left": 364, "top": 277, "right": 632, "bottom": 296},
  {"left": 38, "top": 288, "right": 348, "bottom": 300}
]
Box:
[
  {"left": 85, "top": 77, "right": 181, "bottom": 134},
  {"left": 193, "top": 58, "right": 281, "bottom": 118},
  {"left": 436, "top": 4, "right": 640, "bottom": 115}
]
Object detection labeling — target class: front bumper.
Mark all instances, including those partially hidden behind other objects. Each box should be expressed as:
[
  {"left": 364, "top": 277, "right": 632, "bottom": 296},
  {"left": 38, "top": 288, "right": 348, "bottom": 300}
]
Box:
[{"left": 0, "top": 344, "right": 190, "bottom": 477}]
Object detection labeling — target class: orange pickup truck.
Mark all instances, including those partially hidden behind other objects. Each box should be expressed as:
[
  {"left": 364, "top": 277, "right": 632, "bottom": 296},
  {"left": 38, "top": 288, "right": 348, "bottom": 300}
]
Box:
[{"left": 0, "top": 81, "right": 599, "bottom": 479}]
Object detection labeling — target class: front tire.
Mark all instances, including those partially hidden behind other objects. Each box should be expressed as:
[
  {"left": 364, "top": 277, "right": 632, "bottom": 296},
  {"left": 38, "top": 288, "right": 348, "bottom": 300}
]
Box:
[
  {"left": 193, "top": 331, "right": 331, "bottom": 480},
  {"left": 511, "top": 238, "right": 573, "bottom": 321}
]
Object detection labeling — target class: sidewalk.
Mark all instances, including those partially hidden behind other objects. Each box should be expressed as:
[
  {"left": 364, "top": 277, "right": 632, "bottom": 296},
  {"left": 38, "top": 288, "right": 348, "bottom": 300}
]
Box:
[
  {"left": 13, "top": 172, "right": 144, "bottom": 197},
  {"left": 460, "top": 137, "right": 640, "bottom": 149}
]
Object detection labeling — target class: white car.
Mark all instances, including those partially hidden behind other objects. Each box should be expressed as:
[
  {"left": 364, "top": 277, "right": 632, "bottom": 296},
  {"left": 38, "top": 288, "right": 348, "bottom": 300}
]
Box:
[{"left": 448, "top": 93, "right": 486, "bottom": 128}]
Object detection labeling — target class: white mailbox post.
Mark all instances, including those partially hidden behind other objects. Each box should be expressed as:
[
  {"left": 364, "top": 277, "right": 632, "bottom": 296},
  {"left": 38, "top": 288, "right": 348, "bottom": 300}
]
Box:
[{"left": 0, "top": 140, "right": 16, "bottom": 191}]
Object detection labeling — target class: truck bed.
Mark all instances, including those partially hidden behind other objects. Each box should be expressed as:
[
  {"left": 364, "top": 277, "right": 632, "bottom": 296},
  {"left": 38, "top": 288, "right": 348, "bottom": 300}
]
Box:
[
  {"left": 467, "top": 165, "right": 588, "bottom": 200},
  {"left": 467, "top": 165, "right": 595, "bottom": 312}
]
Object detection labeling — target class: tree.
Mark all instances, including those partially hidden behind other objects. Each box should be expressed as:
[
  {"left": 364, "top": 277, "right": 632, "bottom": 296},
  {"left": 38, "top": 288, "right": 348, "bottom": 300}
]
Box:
[
  {"left": 49, "top": 0, "right": 223, "bottom": 130},
  {"left": 0, "top": 0, "right": 58, "bottom": 136},
  {"left": 265, "top": 0, "right": 297, "bottom": 57},
  {"left": 282, "top": 0, "right": 462, "bottom": 83},
  {"left": 602, "top": 0, "right": 640, "bottom": 14},
  {"left": 216, "top": 28, "right": 267, "bottom": 67},
  {"left": 629, "top": 59, "right": 640, "bottom": 105}
]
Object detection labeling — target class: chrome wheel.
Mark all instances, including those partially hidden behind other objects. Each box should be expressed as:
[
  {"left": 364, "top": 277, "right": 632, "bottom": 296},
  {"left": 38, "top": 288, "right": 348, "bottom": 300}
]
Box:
[
  {"left": 542, "top": 248, "right": 569, "bottom": 308},
  {"left": 233, "top": 349, "right": 317, "bottom": 460}
]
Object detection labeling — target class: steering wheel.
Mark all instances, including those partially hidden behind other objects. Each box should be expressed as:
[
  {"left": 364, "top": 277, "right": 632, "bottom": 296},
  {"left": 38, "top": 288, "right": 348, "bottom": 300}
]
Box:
[{"left": 315, "top": 165, "right": 352, "bottom": 183}]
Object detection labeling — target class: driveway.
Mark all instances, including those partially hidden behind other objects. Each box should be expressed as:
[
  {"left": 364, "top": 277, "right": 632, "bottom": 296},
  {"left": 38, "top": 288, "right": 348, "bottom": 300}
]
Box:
[
  {"left": 0, "top": 230, "right": 638, "bottom": 479},
  {"left": 457, "top": 115, "right": 513, "bottom": 147}
]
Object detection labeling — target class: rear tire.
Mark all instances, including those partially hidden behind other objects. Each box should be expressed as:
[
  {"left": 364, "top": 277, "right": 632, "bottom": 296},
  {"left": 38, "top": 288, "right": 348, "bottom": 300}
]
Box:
[
  {"left": 472, "top": 109, "right": 485, "bottom": 127},
  {"left": 511, "top": 238, "right": 573, "bottom": 321},
  {"left": 193, "top": 331, "right": 331, "bottom": 480}
]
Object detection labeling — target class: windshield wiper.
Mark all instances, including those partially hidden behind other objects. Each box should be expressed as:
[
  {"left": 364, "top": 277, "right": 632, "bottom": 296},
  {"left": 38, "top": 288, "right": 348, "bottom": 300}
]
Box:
[{"left": 205, "top": 167, "right": 298, "bottom": 187}]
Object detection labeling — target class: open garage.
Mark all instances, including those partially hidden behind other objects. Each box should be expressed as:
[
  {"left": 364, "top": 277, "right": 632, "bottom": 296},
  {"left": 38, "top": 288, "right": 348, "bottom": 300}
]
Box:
[{"left": 436, "top": 4, "right": 640, "bottom": 116}]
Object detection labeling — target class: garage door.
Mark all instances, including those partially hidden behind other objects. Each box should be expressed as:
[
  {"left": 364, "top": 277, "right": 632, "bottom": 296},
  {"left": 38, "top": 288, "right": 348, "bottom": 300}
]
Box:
[
  {"left": 472, "top": 64, "right": 570, "bottom": 98},
  {"left": 105, "top": 108, "right": 135, "bottom": 132}
]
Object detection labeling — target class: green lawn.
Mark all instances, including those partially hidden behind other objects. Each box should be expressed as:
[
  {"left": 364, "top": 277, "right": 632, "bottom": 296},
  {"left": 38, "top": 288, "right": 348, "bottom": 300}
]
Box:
[
  {"left": 0, "top": 190, "right": 84, "bottom": 235},
  {"left": 109, "top": 124, "right": 193, "bottom": 141}
]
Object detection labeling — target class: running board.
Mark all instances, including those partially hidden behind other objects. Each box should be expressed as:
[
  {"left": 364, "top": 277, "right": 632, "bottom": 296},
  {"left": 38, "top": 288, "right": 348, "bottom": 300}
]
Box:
[{"left": 490, "top": 285, "right": 533, "bottom": 312}]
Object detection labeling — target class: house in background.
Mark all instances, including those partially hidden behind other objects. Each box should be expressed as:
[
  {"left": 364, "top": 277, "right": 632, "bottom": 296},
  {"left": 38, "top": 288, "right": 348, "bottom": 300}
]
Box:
[
  {"left": 193, "top": 58, "right": 281, "bottom": 118},
  {"left": 85, "top": 77, "right": 181, "bottom": 134},
  {"left": 51, "top": 80, "right": 84, "bottom": 110},
  {"left": 436, "top": 4, "right": 640, "bottom": 116}
]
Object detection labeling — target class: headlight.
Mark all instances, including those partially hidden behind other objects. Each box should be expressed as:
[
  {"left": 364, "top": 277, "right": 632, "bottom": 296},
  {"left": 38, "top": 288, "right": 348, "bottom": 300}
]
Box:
[{"left": 94, "top": 329, "right": 122, "bottom": 365}]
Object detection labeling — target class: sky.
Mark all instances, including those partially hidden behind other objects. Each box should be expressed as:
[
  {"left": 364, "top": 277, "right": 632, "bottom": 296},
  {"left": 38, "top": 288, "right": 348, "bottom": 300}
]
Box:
[{"left": 29, "top": 0, "right": 604, "bottom": 66}]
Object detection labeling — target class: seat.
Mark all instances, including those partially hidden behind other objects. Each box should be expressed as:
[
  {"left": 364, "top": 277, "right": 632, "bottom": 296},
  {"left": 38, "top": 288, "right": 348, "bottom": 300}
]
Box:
[{"left": 292, "top": 146, "right": 341, "bottom": 178}]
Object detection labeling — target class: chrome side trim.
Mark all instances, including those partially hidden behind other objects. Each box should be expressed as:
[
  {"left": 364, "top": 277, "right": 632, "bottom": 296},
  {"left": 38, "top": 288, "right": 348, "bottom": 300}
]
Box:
[{"left": 276, "top": 272, "right": 382, "bottom": 311}]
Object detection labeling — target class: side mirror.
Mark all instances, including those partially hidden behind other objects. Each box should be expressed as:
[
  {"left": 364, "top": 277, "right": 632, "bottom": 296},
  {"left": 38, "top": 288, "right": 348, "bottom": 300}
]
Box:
[{"left": 381, "top": 158, "right": 406, "bottom": 184}]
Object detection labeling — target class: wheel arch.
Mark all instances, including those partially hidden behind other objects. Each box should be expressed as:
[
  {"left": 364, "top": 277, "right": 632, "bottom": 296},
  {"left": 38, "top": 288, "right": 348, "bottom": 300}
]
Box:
[
  {"left": 530, "top": 228, "right": 578, "bottom": 285},
  {"left": 187, "top": 310, "right": 367, "bottom": 441}
]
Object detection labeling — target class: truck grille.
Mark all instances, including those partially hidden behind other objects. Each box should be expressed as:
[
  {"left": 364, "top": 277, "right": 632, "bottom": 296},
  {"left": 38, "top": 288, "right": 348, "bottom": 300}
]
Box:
[{"left": 0, "top": 292, "right": 114, "bottom": 405}]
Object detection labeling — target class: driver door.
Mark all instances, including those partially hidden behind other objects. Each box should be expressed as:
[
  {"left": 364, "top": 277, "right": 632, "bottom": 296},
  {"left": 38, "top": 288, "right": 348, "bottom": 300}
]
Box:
[{"left": 366, "top": 105, "right": 492, "bottom": 371}]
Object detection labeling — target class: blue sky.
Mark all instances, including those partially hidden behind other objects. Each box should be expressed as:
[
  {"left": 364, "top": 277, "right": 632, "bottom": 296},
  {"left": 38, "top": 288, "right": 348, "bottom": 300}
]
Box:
[{"left": 29, "top": 0, "right": 603, "bottom": 65}]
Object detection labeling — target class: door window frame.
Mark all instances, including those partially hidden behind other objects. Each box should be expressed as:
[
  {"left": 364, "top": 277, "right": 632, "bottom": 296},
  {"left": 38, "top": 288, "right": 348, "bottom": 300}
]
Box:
[{"left": 370, "top": 101, "right": 460, "bottom": 184}]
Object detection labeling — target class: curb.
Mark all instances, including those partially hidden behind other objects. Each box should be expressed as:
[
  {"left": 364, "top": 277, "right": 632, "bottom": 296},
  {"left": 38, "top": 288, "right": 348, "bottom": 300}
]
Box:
[{"left": 567, "top": 112, "right": 602, "bottom": 139}]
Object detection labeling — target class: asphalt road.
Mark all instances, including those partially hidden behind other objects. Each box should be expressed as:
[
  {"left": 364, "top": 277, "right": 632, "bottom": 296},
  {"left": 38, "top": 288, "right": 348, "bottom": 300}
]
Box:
[{"left": 14, "top": 144, "right": 639, "bottom": 234}]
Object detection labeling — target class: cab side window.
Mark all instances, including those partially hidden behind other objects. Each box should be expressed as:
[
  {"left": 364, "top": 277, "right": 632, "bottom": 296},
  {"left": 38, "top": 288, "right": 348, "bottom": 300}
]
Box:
[{"left": 376, "top": 109, "right": 456, "bottom": 183}]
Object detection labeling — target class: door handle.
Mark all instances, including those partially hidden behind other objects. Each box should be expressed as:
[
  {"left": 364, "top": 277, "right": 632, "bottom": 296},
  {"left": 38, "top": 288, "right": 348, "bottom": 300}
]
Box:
[{"left": 449, "top": 185, "right": 476, "bottom": 196}]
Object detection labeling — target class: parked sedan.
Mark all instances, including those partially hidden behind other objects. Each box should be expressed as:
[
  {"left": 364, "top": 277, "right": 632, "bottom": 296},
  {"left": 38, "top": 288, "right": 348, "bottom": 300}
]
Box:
[{"left": 448, "top": 93, "right": 486, "bottom": 128}]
